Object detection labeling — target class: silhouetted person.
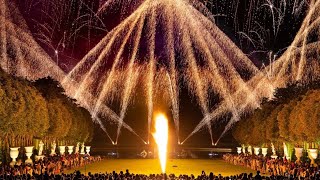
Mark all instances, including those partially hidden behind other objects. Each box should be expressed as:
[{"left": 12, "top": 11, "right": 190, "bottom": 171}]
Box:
[
  {"left": 254, "top": 171, "right": 262, "bottom": 180},
  {"left": 201, "top": 171, "right": 206, "bottom": 176},
  {"left": 242, "top": 173, "right": 248, "bottom": 180},
  {"left": 209, "top": 172, "right": 214, "bottom": 180}
]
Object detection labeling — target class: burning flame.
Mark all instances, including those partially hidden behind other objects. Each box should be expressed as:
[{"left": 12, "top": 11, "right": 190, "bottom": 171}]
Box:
[{"left": 153, "top": 114, "right": 169, "bottom": 173}]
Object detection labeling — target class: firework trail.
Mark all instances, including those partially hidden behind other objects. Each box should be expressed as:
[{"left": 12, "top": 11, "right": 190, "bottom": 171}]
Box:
[{"left": 2, "top": 0, "right": 320, "bottom": 145}]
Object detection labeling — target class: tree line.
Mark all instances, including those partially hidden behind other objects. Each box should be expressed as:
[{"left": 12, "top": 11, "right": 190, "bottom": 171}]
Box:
[
  {"left": 0, "top": 68, "right": 94, "bottom": 153},
  {"left": 232, "top": 81, "right": 320, "bottom": 148}
]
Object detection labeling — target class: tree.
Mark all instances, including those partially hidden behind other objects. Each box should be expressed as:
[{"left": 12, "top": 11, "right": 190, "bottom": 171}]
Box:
[
  {"left": 21, "top": 80, "right": 49, "bottom": 144},
  {"left": 265, "top": 105, "right": 282, "bottom": 143},
  {"left": 34, "top": 77, "right": 94, "bottom": 143},
  {"left": 65, "top": 102, "right": 94, "bottom": 143},
  {"left": 0, "top": 70, "right": 28, "bottom": 146},
  {"left": 277, "top": 100, "right": 296, "bottom": 143},
  {"left": 232, "top": 113, "right": 256, "bottom": 145},
  {"left": 0, "top": 69, "right": 94, "bottom": 163},
  {"left": 289, "top": 90, "right": 320, "bottom": 144},
  {"left": 0, "top": 69, "right": 49, "bottom": 147},
  {"left": 46, "top": 98, "right": 72, "bottom": 141},
  {"left": 232, "top": 80, "right": 320, "bottom": 146}
]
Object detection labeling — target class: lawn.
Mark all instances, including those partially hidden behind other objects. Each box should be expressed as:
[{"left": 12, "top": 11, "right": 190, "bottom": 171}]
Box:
[{"left": 66, "top": 159, "right": 256, "bottom": 176}]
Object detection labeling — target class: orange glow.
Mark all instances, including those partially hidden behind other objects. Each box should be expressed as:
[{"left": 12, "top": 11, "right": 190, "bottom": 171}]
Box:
[{"left": 153, "top": 114, "right": 168, "bottom": 173}]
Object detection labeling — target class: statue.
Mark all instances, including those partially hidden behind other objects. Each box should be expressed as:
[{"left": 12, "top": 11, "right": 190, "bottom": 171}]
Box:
[
  {"left": 242, "top": 144, "right": 246, "bottom": 154},
  {"left": 38, "top": 140, "right": 44, "bottom": 156},
  {"left": 271, "top": 143, "right": 276, "bottom": 155},
  {"left": 247, "top": 146, "right": 253, "bottom": 155},
  {"left": 80, "top": 142, "right": 85, "bottom": 155},
  {"left": 283, "top": 142, "right": 289, "bottom": 159},
  {"left": 50, "top": 141, "right": 56, "bottom": 156},
  {"left": 75, "top": 142, "right": 80, "bottom": 154},
  {"left": 271, "top": 143, "right": 278, "bottom": 159}
]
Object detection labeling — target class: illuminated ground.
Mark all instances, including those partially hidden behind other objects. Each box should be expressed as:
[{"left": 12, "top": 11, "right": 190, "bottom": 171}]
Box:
[{"left": 66, "top": 159, "right": 256, "bottom": 176}]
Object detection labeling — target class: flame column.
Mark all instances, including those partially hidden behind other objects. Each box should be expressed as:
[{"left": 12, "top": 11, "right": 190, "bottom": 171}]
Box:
[{"left": 153, "top": 114, "right": 169, "bottom": 173}]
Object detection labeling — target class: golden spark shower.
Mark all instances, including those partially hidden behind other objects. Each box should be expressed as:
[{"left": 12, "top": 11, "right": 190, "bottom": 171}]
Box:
[{"left": 1, "top": 0, "right": 320, "bottom": 145}]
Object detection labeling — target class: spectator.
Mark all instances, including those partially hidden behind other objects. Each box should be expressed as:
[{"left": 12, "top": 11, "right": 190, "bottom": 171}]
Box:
[{"left": 254, "top": 171, "right": 262, "bottom": 180}]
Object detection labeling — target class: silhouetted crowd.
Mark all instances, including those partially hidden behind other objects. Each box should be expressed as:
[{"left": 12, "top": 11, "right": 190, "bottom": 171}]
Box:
[
  {"left": 1, "top": 154, "right": 320, "bottom": 179},
  {"left": 0, "top": 154, "right": 101, "bottom": 179},
  {"left": 223, "top": 154, "right": 320, "bottom": 179},
  {"left": 0, "top": 169, "right": 276, "bottom": 180}
]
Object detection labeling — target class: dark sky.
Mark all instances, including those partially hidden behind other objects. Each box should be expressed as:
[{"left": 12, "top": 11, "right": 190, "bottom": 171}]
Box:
[
  {"left": 16, "top": 0, "right": 308, "bottom": 146},
  {"left": 17, "top": 0, "right": 308, "bottom": 70}
]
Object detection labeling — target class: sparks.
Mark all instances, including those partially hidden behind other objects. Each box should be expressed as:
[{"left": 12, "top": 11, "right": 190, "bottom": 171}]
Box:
[{"left": 1, "top": 0, "right": 320, "bottom": 146}]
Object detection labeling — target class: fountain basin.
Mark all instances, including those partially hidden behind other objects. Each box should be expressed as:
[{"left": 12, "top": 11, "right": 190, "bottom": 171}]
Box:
[
  {"left": 10, "top": 147, "right": 20, "bottom": 166},
  {"left": 59, "top": 146, "right": 66, "bottom": 155},
  {"left": 67, "top": 146, "right": 74, "bottom": 154},
  {"left": 262, "top": 148, "right": 268, "bottom": 157},
  {"left": 86, "top": 146, "right": 91, "bottom": 155},
  {"left": 236, "top": 147, "right": 242, "bottom": 154}
]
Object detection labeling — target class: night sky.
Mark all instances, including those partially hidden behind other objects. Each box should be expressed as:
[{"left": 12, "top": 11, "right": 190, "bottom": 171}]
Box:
[
  {"left": 17, "top": 0, "right": 308, "bottom": 70},
  {"left": 16, "top": 0, "right": 309, "bottom": 146}
]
